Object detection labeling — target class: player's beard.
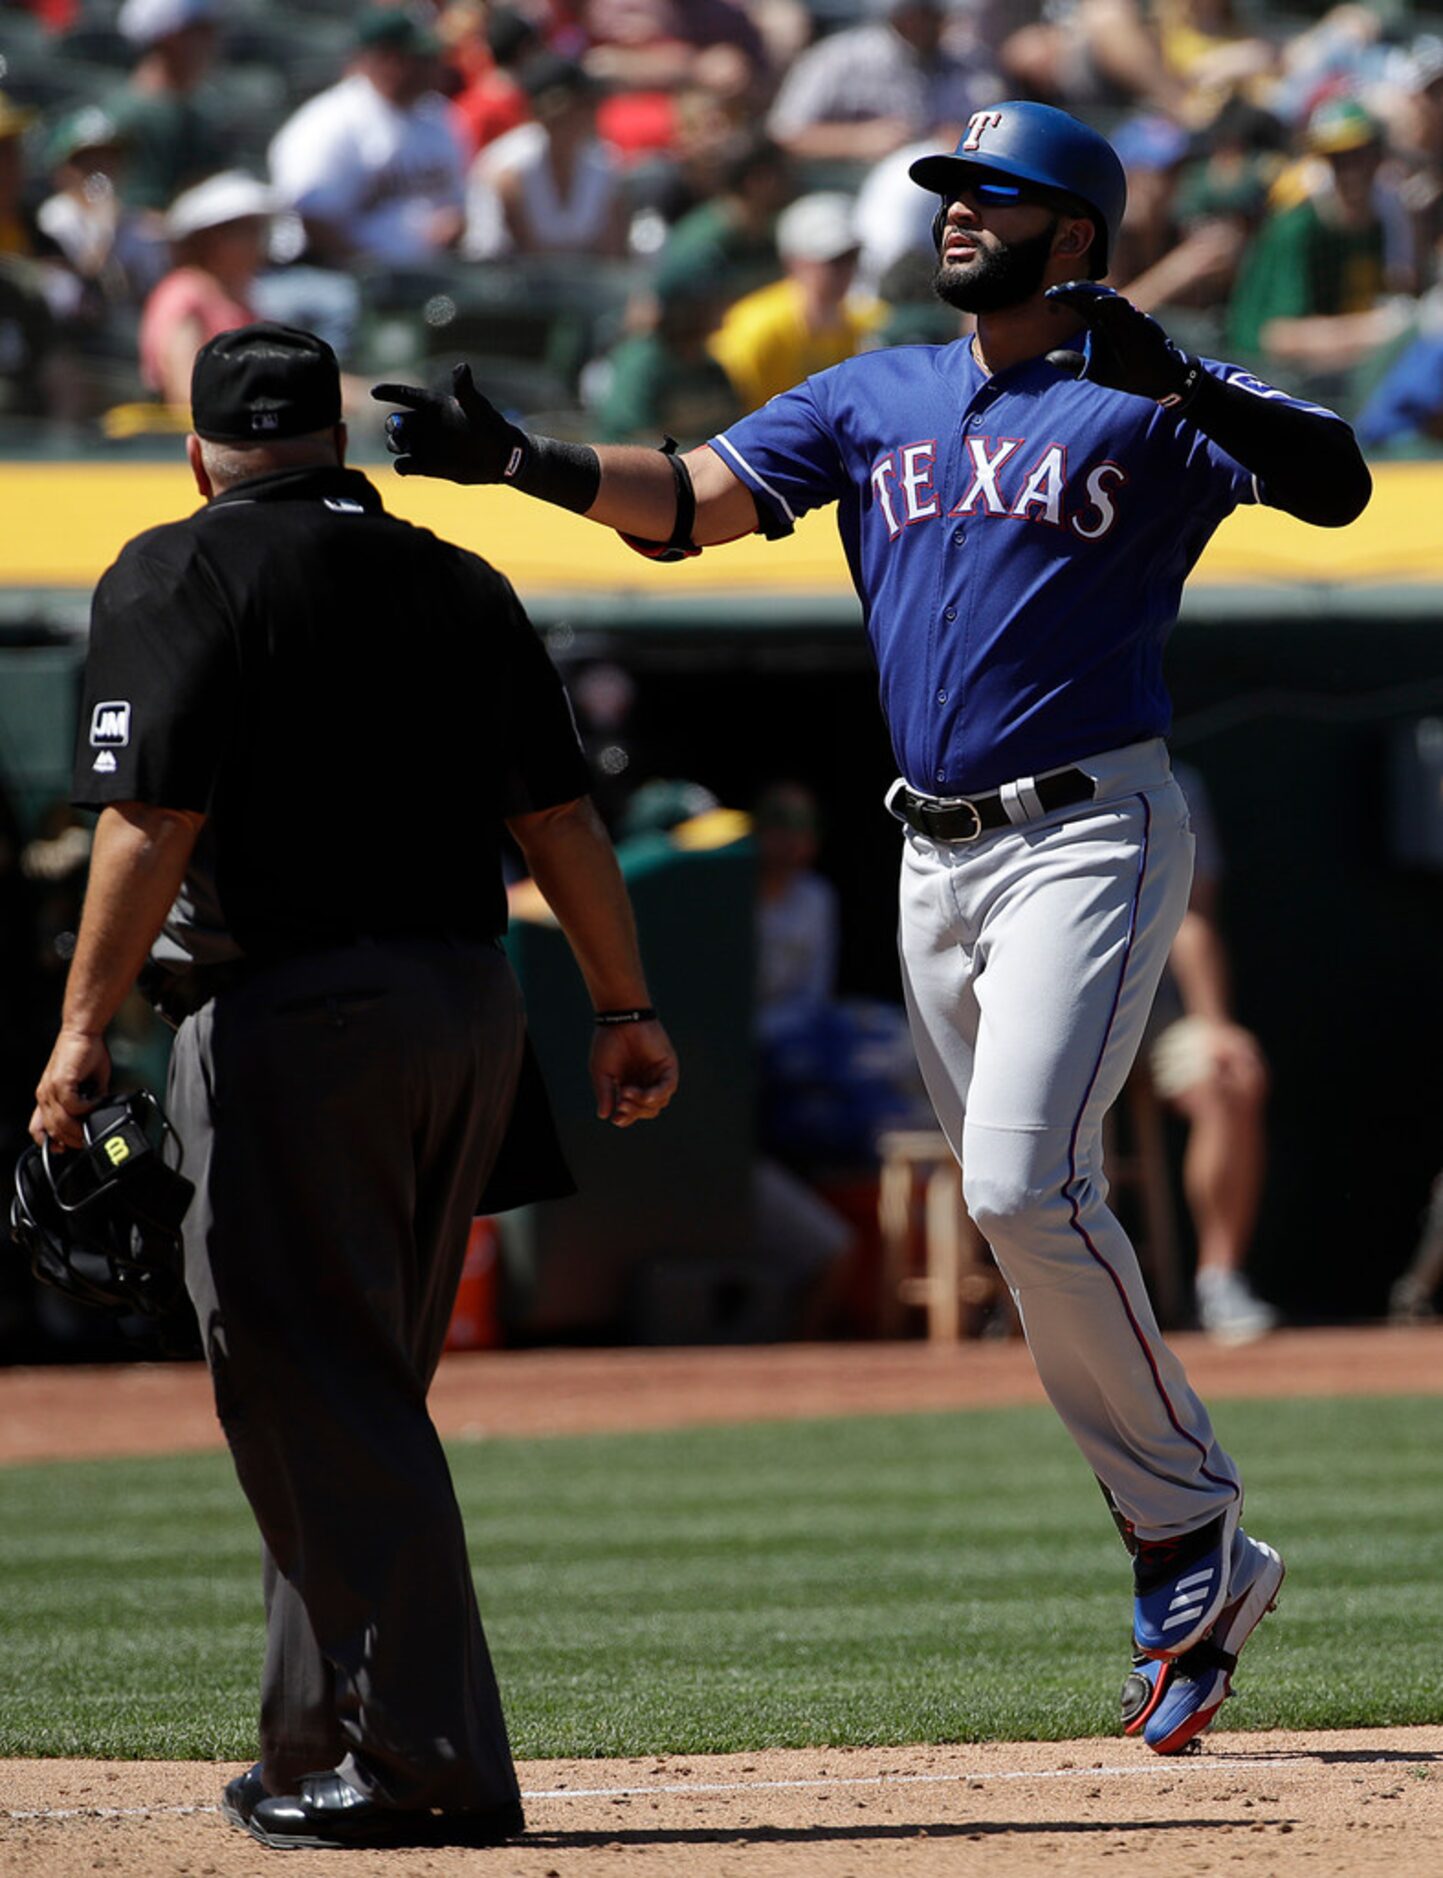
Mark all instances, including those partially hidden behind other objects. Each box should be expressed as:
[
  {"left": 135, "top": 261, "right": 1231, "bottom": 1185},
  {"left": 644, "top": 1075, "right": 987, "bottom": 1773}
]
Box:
[{"left": 932, "top": 219, "right": 1061, "bottom": 314}]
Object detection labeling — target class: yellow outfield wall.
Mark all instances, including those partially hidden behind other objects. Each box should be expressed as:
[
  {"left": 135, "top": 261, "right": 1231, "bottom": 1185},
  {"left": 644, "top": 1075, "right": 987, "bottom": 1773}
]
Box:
[{"left": 1, "top": 458, "right": 1440, "bottom": 597}]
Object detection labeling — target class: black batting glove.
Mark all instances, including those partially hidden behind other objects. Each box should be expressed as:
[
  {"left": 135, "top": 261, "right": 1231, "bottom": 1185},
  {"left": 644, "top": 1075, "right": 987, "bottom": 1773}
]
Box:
[
  {"left": 371, "top": 362, "right": 528, "bottom": 483},
  {"left": 1044, "top": 281, "right": 1204, "bottom": 410}
]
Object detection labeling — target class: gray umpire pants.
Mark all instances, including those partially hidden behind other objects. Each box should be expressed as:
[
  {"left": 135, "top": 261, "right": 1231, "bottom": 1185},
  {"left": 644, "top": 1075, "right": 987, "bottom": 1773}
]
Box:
[{"left": 168, "top": 938, "right": 525, "bottom": 1811}]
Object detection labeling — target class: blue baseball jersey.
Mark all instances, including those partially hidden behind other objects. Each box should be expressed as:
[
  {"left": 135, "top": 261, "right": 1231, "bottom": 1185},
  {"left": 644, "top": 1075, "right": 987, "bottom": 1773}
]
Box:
[{"left": 710, "top": 346, "right": 1333, "bottom": 794}]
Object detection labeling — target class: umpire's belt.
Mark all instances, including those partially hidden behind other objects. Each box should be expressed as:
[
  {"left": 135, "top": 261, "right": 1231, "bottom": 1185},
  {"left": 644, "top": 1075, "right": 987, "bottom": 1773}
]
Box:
[{"left": 887, "top": 767, "right": 1096, "bottom": 843}]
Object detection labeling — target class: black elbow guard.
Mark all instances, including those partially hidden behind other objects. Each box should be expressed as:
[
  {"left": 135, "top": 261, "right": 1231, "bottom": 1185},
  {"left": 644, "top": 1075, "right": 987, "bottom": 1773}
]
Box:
[{"left": 618, "top": 438, "right": 702, "bottom": 563}]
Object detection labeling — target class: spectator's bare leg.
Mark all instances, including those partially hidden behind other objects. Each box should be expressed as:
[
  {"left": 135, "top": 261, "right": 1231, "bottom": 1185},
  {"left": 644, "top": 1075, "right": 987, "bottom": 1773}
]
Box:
[{"left": 1171, "top": 1058, "right": 1267, "bottom": 1280}]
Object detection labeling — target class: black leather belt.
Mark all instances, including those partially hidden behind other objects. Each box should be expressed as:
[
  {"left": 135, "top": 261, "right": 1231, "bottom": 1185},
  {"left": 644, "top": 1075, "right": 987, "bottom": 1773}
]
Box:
[{"left": 891, "top": 767, "right": 1096, "bottom": 842}]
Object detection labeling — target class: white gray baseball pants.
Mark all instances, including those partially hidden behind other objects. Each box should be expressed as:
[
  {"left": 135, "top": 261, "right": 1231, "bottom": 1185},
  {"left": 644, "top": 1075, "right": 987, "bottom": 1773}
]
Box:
[{"left": 896, "top": 737, "right": 1242, "bottom": 1540}]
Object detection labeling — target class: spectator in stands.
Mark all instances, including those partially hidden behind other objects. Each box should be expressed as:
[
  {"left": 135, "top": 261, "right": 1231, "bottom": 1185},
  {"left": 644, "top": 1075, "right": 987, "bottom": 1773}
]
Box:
[
  {"left": 1148, "top": 96, "right": 1283, "bottom": 285},
  {"left": 652, "top": 130, "right": 789, "bottom": 304},
  {"left": 1151, "top": 0, "right": 1278, "bottom": 131},
  {"left": 1109, "top": 112, "right": 1196, "bottom": 287},
  {"left": 993, "top": 0, "right": 1183, "bottom": 119},
  {"left": 1265, "top": 2, "right": 1388, "bottom": 132},
  {"left": 1105, "top": 108, "right": 1259, "bottom": 319},
  {"left": 0, "top": 91, "right": 42, "bottom": 261},
  {"left": 0, "top": 95, "right": 76, "bottom": 419},
  {"left": 754, "top": 780, "right": 838, "bottom": 1048},
  {"left": 768, "top": 0, "right": 998, "bottom": 164},
  {"left": 1373, "top": 35, "right": 1443, "bottom": 279},
  {"left": 105, "top": 0, "right": 228, "bottom": 218},
  {"left": 1355, "top": 313, "right": 1443, "bottom": 452},
  {"left": 594, "top": 275, "right": 740, "bottom": 443},
  {"left": 138, "top": 170, "right": 270, "bottom": 405},
  {"left": 36, "top": 106, "right": 164, "bottom": 304},
  {"left": 709, "top": 191, "right": 878, "bottom": 411},
  {"left": 1389, "top": 1168, "right": 1443, "bottom": 1321},
  {"left": 449, "top": 6, "right": 542, "bottom": 163},
  {"left": 583, "top": 0, "right": 770, "bottom": 108},
  {"left": 1146, "top": 763, "right": 1276, "bottom": 1345},
  {"left": 1227, "top": 96, "right": 1411, "bottom": 373},
  {"left": 464, "top": 54, "right": 627, "bottom": 259},
  {"left": 868, "top": 247, "right": 961, "bottom": 348},
  {"left": 852, "top": 126, "right": 961, "bottom": 296},
  {"left": 268, "top": 7, "right": 466, "bottom": 269},
  {"left": 533, "top": 0, "right": 591, "bottom": 62},
  {"left": 750, "top": 778, "right": 860, "bottom": 1333}
]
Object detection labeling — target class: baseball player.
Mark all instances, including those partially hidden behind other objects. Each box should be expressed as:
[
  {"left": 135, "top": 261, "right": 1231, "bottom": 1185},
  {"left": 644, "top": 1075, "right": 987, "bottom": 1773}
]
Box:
[{"left": 374, "top": 102, "right": 1371, "bottom": 1754}]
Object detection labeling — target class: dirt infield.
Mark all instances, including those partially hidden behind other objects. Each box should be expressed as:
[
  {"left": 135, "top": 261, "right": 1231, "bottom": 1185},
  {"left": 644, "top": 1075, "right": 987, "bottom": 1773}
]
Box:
[
  {"left": 4, "top": 1732, "right": 1441, "bottom": 1877},
  {"left": 3, "top": 1324, "right": 1440, "bottom": 1467},
  {"left": 3, "top": 1327, "right": 1441, "bottom": 1874}
]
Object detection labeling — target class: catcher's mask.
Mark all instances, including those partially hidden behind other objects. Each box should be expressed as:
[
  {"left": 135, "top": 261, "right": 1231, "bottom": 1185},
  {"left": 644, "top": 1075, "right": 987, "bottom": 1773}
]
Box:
[{"left": 9, "top": 1091, "right": 193, "bottom": 1316}]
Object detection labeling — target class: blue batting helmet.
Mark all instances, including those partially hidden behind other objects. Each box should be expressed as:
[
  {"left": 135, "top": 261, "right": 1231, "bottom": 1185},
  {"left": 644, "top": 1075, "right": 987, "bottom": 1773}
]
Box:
[{"left": 909, "top": 102, "right": 1127, "bottom": 278}]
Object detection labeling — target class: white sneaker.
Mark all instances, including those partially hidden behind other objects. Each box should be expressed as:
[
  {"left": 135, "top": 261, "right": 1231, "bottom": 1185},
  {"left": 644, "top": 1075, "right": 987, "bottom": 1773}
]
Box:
[{"left": 1196, "top": 1269, "right": 1278, "bottom": 1346}]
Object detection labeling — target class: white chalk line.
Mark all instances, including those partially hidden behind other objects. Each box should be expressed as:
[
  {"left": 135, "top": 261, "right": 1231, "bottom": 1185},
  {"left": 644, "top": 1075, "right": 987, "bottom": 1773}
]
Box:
[{"left": 0, "top": 1753, "right": 1326, "bottom": 1824}]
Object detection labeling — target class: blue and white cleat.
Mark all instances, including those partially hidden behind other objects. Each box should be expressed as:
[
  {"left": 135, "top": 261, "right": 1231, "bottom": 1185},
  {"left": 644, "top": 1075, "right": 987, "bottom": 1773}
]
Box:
[
  {"left": 1122, "top": 1529, "right": 1285, "bottom": 1755},
  {"left": 1132, "top": 1502, "right": 1239, "bottom": 1658}
]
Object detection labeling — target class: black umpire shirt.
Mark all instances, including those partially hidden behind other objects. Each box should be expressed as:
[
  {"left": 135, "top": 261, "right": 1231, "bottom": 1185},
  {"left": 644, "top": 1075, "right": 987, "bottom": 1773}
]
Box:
[{"left": 73, "top": 465, "right": 592, "bottom": 969}]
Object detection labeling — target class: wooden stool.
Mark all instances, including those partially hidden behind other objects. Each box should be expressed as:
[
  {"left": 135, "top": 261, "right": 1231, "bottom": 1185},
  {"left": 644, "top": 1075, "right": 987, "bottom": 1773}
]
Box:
[
  {"left": 876, "top": 1128, "right": 998, "bottom": 1341},
  {"left": 878, "top": 1068, "right": 1182, "bottom": 1340}
]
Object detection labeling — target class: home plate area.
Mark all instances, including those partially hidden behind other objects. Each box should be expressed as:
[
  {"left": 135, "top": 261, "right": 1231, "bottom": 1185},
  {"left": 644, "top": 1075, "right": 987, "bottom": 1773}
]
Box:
[{"left": 3, "top": 1728, "right": 1441, "bottom": 1876}]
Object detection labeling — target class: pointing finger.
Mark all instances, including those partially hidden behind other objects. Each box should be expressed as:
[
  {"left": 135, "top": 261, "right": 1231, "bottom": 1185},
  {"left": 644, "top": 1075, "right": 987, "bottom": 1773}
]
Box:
[{"left": 369, "top": 381, "right": 429, "bottom": 407}]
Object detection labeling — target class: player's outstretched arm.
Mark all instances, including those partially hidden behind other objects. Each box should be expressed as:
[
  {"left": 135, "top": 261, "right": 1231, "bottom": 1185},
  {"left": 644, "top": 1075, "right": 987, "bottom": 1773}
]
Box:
[
  {"left": 370, "top": 365, "right": 756, "bottom": 550},
  {"left": 1044, "top": 282, "right": 1372, "bottom": 528}
]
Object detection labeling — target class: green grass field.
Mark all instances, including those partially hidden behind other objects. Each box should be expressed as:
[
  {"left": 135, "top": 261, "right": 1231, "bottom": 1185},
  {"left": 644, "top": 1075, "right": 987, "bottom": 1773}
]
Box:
[{"left": 1, "top": 1395, "right": 1440, "bottom": 1761}]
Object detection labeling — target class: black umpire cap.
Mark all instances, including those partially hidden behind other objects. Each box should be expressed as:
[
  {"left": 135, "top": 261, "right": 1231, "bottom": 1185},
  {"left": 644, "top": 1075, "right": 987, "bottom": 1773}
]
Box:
[{"left": 191, "top": 322, "right": 342, "bottom": 442}]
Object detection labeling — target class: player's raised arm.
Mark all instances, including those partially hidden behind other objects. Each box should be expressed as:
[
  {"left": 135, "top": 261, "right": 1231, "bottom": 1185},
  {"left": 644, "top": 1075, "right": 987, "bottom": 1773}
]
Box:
[
  {"left": 370, "top": 364, "right": 757, "bottom": 554},
  {"left": 1043, "top": 281, "right": 1372, "bottom": 528}
]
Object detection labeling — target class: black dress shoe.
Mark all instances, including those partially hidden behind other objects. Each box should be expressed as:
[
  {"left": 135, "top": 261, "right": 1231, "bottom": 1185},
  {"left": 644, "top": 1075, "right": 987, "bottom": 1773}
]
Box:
[
  {"left": 245, "top": 1770, "right": 525, "bottom": 1850},
  {"left": 220, "top": 1763, "right": 266, "bottom": 1832}
]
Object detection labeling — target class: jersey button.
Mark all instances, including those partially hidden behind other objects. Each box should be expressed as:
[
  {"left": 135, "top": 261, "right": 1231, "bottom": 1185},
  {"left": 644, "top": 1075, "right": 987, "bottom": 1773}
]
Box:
[
  {"left": 944, "top": 606, "right": 957, "bottom": 621},
  {"left": 936, "top": 769, "right": 946, "bottom": 783},
  {"left": 952, "top": 527, "right": 966, "bottom": 545},
  {"left": 937, "top": 690, "right": 947, "bottom": 704}
]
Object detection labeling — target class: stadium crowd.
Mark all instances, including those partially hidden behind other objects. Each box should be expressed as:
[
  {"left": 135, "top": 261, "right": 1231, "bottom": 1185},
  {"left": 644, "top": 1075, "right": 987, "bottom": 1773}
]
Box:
[{"left": 2, "top": 0, "right": 1443, "bottom": 449}]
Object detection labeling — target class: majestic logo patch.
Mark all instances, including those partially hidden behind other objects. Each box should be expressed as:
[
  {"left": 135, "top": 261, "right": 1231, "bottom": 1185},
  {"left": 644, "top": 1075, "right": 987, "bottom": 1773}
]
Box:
[
  {"left": 92, "top": 750, "right": 117, "bottom": 774},
  {"left": 322, "top": 497, "right": 365, "bottom": 513},
  {"left": 89, "top": 701, "right": 130, "bottom": 747}
]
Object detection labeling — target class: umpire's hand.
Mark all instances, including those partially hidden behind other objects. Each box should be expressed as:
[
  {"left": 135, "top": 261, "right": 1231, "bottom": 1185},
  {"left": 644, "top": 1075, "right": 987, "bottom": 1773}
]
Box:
[
  {"left": 31, "top": 1030, "right": 109, "bottom": 1150},
  {"left": 1044, "top": 281, "right": 1201, "bottom": 407},
  {"left": 591, "top": 1020, "right": 679, "bottom": 1129},
  {"left": 371, "top": 363, "right": 526, "bottom": 483}
]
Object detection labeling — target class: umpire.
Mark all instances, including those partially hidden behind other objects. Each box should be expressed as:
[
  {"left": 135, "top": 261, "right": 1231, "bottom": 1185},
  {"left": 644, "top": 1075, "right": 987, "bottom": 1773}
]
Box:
[{"left": 30, "top": 322, "right": 679, "bottom": 1851}]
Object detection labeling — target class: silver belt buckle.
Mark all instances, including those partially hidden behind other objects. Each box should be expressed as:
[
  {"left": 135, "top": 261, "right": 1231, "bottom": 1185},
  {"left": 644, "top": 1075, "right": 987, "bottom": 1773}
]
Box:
[{"left": 923, "top": 793, "right": 983, "bottom": 842}]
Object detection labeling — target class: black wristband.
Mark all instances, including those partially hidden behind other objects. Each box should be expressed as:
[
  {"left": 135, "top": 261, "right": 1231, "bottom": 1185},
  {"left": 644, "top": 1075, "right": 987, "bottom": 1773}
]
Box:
[
  {"left": 509, "top": 435, "right": 602, "bottom": 514},
  {"left": 594, "top": 1007, "right": 657, "bottom": 1026},
  {"left": 1157, "top": 352, "right": 1205, "bottom": 413}
]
